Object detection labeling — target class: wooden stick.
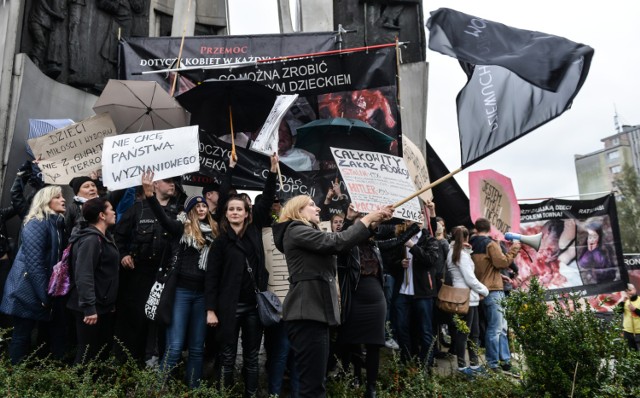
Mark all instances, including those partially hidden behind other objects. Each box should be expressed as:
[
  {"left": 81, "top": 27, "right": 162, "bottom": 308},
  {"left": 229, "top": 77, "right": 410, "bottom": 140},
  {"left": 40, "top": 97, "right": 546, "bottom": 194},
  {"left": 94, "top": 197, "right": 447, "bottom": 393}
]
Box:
[
  {"left": 276, "top": 163, "right": 285, "bottom": 192},
  {"left": 393, "top": 167, "right": 463, "bottom": 208},
  {"left": 229, "top": 106, "right": 237, "bottom": 161},
  {"left": 169, "top": 0, "right": 192, "bottom": 97}
]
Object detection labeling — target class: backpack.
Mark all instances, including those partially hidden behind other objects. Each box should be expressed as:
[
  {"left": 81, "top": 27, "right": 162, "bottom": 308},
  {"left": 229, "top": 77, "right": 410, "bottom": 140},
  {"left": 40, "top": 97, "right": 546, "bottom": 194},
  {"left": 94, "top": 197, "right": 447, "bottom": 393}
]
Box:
[{"left": 47, "top": 244, "right": 72, "bottom": 297}]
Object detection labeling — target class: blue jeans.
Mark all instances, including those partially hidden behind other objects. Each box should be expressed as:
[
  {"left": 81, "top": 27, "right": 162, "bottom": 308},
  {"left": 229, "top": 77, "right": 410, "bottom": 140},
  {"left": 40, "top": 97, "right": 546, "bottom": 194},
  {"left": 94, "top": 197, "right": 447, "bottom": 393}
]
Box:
[
  {"left": 394, "top": 294, "right": 434, "bottom": 365},
  {"left": 160, "top": 287, "right": 206, "bottom": 388},
  {"left": 264, "top": 321, "right": 299, "bottom": 397},
  {"left": 383, "top": 274, "right": 397, "bottom": 340},
  {"left": 482, "top": 291, "right": 511, "bottom": 368}
]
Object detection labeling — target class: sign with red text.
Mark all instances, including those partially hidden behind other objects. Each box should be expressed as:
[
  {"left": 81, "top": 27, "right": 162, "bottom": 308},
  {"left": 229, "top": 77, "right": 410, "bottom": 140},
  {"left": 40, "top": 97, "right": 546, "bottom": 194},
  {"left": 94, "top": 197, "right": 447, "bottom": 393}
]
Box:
[
  {"left": 27, "top": 113, "right": 117, "bottom": 184},
  {"left": 102, "top": 126, "right": 200, "bottom": 190},
  {"left": 469, "top": 169, "right": 520, "bottom": 240},
  {"left": 331, "top": 147, "right": 421, "bottom": 222}
]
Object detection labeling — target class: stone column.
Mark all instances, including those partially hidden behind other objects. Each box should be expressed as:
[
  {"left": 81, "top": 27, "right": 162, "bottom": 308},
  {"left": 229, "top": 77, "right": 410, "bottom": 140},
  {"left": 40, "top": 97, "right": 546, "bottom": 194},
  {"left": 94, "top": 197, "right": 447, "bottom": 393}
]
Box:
[{"left": 171, "top": 0, "right": 195, "bottom": 37}]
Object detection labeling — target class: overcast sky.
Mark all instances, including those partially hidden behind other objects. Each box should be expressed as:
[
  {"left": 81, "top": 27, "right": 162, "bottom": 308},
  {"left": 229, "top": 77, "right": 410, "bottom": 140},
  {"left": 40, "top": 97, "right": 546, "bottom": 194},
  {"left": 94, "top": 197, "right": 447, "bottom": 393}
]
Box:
[{"left": 227, "top": 1, "right": 640, "bottom": 201}]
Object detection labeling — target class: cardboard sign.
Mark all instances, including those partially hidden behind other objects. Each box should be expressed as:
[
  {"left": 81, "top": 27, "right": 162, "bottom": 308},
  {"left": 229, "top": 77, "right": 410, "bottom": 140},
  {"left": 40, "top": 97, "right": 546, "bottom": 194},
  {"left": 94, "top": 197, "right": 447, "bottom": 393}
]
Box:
[
  {"left": 469, "top": 169, "right": 520, "bottom": 239},
  {"left": 402, "top": 136, "right": 432, "bottom": 202},
  {"left": 102, "top": 125, "right": 200, "bottom": 190},
  {"left": 27, "top": 113, "right": 117, "bottom": 184},
  {"left": 331, "top": 147, "right": 421, "bottom": 222}
]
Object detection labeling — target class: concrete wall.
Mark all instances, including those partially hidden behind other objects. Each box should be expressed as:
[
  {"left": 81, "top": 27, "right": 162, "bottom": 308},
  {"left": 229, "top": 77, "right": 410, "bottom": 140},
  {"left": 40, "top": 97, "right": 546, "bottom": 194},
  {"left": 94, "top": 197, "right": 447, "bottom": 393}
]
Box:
[{"left": 1, "top": 54, "right": 97, "bottom": 207}]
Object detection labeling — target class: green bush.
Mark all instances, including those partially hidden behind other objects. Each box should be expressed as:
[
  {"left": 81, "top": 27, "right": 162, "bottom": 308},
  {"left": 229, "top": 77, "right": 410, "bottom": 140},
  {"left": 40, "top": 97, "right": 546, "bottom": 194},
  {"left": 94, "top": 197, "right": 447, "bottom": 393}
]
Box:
[{"left": 504, "top": 277, "right": 640, "bottom": 398}]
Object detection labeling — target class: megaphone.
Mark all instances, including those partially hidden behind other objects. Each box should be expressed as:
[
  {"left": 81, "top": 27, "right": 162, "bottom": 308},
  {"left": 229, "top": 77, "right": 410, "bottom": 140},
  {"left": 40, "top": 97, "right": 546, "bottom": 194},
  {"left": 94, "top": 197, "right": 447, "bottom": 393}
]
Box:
[{"left": 505, "top": 232, "right": 542, "bottom": 251}]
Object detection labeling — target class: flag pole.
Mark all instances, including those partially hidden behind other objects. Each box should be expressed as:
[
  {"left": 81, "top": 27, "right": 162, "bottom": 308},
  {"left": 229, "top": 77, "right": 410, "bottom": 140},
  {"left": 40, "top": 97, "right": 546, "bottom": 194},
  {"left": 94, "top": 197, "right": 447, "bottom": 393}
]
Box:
[
  {"left": 170, "top": 0, "right": 192, "bottom": 97},
  {"left": 393, "top": 167, "right": 463, "bottom": 208},
  {"left": 276, "top": 163, "right": 285, "bottom": 192},
  {"left": 229, "top": 106, "right": 237, "bottom": 161}
]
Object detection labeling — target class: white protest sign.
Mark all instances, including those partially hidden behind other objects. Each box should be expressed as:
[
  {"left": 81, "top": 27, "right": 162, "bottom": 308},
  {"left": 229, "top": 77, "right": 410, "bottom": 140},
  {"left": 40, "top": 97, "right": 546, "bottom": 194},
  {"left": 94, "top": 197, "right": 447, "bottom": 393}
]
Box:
[
  {"left": 331, "top": 147, "right": 422, "bottom": 222},
  {"left": 251, "top": 94, "right": 299, "bottom": 155},
  {"left": 27, "top": 113, "right": 117, "bottom": 184},
  {"left": 402, "top": 136, "right": 433, "bottom": 202},
  {"left": 102, "top": 125, "right": 200, "bottom": 190}
]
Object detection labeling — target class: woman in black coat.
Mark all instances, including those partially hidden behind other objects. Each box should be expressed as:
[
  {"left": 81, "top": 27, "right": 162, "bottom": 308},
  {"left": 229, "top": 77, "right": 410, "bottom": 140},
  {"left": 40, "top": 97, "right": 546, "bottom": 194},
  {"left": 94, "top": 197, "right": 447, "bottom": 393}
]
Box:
[
  {"left": 272, "top": 196, "right": 393, "bottom": 398},
  {"left": 67, "top": 197, "right": 119, "bottom": 364},
  {"left": 205, "top": 154, "right": 278, "bottom": 397},
  {"left": 338, "top": 208, "right": 419, "bottom": 398}
]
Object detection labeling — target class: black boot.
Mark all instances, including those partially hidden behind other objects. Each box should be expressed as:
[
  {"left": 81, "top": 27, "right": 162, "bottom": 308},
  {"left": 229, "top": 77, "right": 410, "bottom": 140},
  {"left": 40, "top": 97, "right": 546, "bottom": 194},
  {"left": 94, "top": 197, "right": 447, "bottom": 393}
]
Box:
[{"left": 365, "top": 383, "right": 377, "bottom": 398}]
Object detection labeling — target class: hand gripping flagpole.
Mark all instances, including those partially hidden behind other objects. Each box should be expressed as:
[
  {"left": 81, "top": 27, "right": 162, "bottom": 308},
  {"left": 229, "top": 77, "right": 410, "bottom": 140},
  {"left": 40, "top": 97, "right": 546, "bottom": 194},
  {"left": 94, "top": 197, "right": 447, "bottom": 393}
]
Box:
[{"left": 393, "top": 167, "right": 463, "bottom": 208}]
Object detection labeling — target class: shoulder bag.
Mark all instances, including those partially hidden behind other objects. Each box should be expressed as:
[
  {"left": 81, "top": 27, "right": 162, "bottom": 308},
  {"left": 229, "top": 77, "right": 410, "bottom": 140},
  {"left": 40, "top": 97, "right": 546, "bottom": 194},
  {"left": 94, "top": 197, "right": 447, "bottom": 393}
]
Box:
[
  {"left": 245, "top": 259, "right": 282, "bottom": 327},
  {"left": 436, "top": 268, "right": 470, "bottom": 315},
  {"left": 145, "top": 248, "right": 179, "bottom": 324}
]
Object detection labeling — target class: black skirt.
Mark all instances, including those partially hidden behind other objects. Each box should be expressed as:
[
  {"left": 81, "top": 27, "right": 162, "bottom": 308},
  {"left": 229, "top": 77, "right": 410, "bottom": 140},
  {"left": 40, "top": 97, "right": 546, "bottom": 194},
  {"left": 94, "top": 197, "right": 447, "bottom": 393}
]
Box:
[{"left": 339, "top": 276, "right": 386, "bottom": 345}]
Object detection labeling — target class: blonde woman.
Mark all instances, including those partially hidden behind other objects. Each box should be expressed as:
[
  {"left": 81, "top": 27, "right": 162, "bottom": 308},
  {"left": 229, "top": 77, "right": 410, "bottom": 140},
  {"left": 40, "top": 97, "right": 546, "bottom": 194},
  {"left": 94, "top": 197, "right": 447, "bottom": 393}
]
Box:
[
  {"left": 1, "top": 186, "right": 66, "bottom": 364},
  {"left": 141, "top": 170, "right": 218, "bottom": 388},
  {"left": 272, "top": 195, "right": 393, "bottom": 398}
]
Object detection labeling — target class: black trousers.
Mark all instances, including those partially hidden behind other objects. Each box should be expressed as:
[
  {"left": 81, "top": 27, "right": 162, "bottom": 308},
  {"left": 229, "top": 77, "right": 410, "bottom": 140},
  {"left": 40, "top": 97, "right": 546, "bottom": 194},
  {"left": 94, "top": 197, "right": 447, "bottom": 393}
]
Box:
[
  {"left": 452, "top": 306, "right": 480, "bottom": 368},
  {"left": 73, "top": 311, "right": 115, "bottom": 364},
  {"left": 287, "top": 320, "right": 330, "bottom": 398},
  {"left": 623, "top": 331, "right": 640, "bottom": 351},
  {"left": 220, "top": 304, "right": 263, "bottom": 397}
]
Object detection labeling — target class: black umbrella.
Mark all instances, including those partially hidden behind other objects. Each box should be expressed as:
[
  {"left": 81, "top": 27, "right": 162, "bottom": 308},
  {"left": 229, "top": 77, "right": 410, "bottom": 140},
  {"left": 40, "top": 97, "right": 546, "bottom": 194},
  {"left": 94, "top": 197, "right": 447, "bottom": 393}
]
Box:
[
  {"left": 295, "top": 117, "right": 395, "bottom": 160},
  {"left": 176, "top": 79, "right": 278, "bottom": 136}
]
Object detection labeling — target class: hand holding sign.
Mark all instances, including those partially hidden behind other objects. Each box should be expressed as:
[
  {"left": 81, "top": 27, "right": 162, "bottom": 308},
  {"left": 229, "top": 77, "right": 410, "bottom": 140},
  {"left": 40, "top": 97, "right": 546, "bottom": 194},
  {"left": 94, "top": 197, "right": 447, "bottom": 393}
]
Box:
[{"left": 141, "top": 169, "right": 155, "bottom": 198}]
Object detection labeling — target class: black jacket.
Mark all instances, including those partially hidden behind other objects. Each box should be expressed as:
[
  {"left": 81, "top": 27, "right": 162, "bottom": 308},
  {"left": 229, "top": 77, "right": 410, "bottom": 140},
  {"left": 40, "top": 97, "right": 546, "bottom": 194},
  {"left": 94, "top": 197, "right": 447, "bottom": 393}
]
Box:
[
  {"left": 114, "top": 196, "right": 180, "bottom": 272},
  {"left": 205, "top": 171, "right": 276, "bottom": 343},
  {"left": 406, "top": 229, "right": 440, "bottom": 298},
  {"left": 67, "top": 225, "right": 120, "bottom": 316},
  {"left": 273, "top": 219, "right": 371, "bottom": 326}
]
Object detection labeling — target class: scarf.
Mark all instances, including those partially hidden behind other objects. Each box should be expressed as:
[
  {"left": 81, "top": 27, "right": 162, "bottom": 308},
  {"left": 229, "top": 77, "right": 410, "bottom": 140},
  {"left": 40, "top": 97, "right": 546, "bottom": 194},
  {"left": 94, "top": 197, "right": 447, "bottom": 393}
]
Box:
[{"left": 178, "top": 213, "right": 215, "bottom": 271}]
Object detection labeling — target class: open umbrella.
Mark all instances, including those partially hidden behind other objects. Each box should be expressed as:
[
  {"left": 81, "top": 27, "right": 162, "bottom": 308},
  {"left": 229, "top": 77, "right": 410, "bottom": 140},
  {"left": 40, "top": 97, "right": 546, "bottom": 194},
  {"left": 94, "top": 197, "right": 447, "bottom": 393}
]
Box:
[
  {"left": 93, "top": 79, "right": 190, "bottom": 133},
  {"left": 176, "top": 79, "right": 278, "bottom": 135},
  {"left": 295, "top": 117, "right": 395, "bottom": 160}
]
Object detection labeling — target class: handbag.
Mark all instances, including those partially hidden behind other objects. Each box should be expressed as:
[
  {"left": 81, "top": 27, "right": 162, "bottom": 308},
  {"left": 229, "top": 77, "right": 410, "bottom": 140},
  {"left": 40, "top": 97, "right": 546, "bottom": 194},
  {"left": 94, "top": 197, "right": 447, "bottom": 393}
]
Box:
[
  {"left": 48, "top": 244, "right": 72, "bottom": 297},
  {"left": 436, "top": 267, "right": 471, "bottom": 315},
  {"left": 145, "top": 248, "right": 179, "bottom": 324},
  {"left": 437, "top": 283, "right": 470, "bottom": 315},
  {"left": 245, "top": 259, "right": 282, "bottom": 327}
]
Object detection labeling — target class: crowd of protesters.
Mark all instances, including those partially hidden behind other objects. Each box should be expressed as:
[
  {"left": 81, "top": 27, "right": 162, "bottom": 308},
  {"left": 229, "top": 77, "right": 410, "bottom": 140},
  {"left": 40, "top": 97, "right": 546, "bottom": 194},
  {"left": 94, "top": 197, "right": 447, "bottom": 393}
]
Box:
[{"left": 2, "top": 152, "right": 632, "bottom": 398}]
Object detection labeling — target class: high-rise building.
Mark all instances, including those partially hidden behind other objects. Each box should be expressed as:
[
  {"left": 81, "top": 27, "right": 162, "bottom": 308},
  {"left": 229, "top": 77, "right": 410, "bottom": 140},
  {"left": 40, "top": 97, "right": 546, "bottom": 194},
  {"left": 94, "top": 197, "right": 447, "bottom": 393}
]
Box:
[{"left": 574, "top": 124, "right": 640, "bottom": 200}]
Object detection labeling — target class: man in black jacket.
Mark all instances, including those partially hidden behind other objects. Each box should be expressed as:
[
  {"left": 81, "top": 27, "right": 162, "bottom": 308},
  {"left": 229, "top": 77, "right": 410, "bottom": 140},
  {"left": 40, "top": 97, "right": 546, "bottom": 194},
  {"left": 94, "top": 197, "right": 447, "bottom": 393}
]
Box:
[
  {"left": 113, "top": 177, "right": 180, "bottom": 363},
  {"left": 393, "top": 218, "right": 440, "bottom": 366}
]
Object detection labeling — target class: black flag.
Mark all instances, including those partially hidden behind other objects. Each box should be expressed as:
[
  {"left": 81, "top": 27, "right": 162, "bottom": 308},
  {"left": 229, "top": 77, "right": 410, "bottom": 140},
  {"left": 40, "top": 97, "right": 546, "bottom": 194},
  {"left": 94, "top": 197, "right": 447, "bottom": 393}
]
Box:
[
  {"left": 427, "top": 8, "right": 594, "bottom": 167},
  {"left": 426, "top": 140, "right": 472, "bottom": 229}
]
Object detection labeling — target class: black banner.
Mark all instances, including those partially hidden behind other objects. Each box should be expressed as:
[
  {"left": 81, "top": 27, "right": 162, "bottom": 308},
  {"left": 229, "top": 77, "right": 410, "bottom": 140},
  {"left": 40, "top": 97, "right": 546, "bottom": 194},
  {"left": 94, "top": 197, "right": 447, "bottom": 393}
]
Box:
[
  {"left": 187, "top": 48, "right": 400, "bottom": 207},
  {"left": 515, "top": 194, "right": 627, "bottom": 297},
  {"left": 119, "top": 32, "right": 338, "bottom": 95}
]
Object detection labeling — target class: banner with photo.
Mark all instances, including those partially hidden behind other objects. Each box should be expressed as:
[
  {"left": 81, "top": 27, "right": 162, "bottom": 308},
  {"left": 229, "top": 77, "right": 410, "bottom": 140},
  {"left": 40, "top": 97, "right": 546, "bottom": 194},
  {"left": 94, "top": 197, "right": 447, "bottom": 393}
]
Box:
[
  {"left": 185, "top": 47, "right": 401, "bottom": 209},
  {"left": 514, "top": 194, "right": 627, "bottom": 298}
]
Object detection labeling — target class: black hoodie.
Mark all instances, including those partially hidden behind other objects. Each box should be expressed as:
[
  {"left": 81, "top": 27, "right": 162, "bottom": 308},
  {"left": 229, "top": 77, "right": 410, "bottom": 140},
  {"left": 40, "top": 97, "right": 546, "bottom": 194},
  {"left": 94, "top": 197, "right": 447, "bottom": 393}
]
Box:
[{"left": 67, "top": 225, "right": 120, "bottom": 316}]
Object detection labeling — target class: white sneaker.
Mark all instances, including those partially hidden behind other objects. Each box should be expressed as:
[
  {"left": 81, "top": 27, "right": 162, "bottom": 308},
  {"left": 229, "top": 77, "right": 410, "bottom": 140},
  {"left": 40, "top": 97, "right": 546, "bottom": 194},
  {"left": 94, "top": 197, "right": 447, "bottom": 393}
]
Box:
[
  {"left": 145, "top": 355, "right": 159, "bottom": 369},
  {"left": 385, "top": 338, "right": 400, "bottom": 350}
]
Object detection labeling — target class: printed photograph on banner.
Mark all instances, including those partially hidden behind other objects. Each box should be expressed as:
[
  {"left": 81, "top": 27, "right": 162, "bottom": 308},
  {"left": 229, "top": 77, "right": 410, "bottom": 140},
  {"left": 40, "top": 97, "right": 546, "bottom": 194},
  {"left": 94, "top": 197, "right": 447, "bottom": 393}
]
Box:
[
  {"left": 513, "top": 195, "right": 626, "bottom": 297},
  {"left": 331, "top": 147, "right": 421, "bottom": 222},
  {"left": 102, "top": 125, "right": 200, "bottom": 190},
  {"left": 180, "top": 47, "right": 401, "bottom": 208},
  {"left": 583, "top": 254, "right": 640, "bottom": 314}
]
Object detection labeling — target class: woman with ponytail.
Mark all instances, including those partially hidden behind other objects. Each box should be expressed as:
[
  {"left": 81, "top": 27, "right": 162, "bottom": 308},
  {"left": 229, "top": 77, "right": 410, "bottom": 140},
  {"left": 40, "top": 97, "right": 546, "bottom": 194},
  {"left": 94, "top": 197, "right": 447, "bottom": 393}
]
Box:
[{"left": 446, "top": 226, "right": 489, "bottom": 377}]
